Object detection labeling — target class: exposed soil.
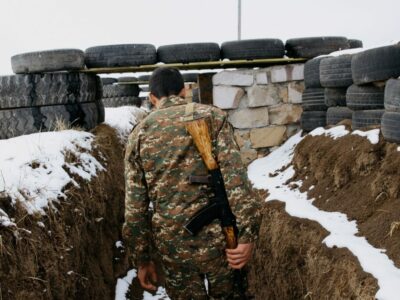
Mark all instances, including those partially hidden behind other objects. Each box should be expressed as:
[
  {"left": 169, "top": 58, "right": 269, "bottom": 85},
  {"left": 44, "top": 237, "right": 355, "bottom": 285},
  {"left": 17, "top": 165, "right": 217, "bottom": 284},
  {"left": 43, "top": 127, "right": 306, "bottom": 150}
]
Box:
[
  {"left": 248, "top": 201, "right": 378, "bottom": 300},
  {"left": 0, "top": 124, "right": 129, "bottom": 300},
  {"left": 293, "top": 125, "right": 400, "bottom": 269}
]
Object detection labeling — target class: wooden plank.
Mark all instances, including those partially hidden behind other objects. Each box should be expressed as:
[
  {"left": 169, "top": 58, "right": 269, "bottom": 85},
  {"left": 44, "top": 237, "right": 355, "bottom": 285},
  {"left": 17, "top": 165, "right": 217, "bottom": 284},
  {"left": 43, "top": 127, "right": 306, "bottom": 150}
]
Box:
[
  {"left": 80, "top": 58, "right": 307, "bottom": 74},
  {"left": 198, "top": 73, "right": 215, "bottom": 105}
]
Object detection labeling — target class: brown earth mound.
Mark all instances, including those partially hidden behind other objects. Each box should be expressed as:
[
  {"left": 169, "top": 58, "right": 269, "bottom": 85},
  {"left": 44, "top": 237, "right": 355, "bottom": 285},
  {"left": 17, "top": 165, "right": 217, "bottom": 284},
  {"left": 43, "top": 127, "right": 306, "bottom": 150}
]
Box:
[
  {"left": 293, "top": 126, "right": 400, "bottom": 269},
  {"left": 248, "top": 201, "right": 378, "bottom": 299},
  {"left": 0, "top": 124, "right": 130, "bottom": 300}
]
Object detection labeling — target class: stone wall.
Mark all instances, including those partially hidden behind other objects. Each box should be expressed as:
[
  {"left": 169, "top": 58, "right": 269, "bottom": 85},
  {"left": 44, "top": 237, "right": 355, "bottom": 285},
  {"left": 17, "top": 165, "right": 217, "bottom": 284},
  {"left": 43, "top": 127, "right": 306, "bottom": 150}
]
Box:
[{"left": 212, "top": 64, "right": 305, "bottom": 164}]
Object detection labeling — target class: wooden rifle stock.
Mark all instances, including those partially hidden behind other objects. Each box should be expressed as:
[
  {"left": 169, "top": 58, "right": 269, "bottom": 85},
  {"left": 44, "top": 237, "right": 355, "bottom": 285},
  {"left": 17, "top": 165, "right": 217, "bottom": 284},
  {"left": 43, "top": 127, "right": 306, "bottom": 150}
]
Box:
[
  {"left": 185, "top": 118, "right": 238, "bottom": 249},
  {"left": 185, "top": 115, "right": 248, "bottom": 299}
]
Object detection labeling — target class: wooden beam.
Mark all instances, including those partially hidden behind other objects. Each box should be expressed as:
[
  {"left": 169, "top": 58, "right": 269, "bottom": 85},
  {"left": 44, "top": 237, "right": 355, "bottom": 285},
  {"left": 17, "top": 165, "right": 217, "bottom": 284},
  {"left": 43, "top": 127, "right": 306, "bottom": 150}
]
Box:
[{"left": 80, "top": 58, "right": 307, "bottom": 74}]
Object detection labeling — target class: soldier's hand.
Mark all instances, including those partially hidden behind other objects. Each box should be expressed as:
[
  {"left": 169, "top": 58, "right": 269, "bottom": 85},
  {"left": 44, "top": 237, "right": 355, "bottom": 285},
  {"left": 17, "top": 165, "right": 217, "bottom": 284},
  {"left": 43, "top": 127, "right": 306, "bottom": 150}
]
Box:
[
  {"left": 138, "top": 261, "right": 158, "bottom": 291},
  {"left": 225, "top": 243, "right": 253, "bottom": 269}
]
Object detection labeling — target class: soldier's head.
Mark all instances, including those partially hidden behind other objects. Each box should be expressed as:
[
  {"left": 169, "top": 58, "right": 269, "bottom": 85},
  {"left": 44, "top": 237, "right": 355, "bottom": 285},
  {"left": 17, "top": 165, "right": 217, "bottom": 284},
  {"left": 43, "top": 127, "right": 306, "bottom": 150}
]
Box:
[{"left": 149, "top": 67, "right": 185, "bottom": 107}]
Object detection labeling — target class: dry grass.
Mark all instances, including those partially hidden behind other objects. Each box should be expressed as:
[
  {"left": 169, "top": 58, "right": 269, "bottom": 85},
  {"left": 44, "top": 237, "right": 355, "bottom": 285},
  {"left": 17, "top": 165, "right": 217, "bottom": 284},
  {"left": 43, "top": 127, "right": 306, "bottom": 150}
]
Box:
[
  {"left": 53, "top": 117, "right": 83, "bottom": 132},
  {"left": 388, "top": 221, "right": 400, "bottom": 237}
]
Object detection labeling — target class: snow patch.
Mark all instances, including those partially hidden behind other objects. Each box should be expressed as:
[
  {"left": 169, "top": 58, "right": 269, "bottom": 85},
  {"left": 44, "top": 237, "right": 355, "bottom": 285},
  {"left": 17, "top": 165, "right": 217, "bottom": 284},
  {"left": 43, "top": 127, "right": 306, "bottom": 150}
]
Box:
[
  {"left": 115, "top": 269, "right": 137, "bottom": 300},
  {"left": 0, "top": 130, "right": 104, "bottom": 227},
  {"left": 309, "top": 125, "right": 349, "bottom": 139},
  {"left": 115, "top": 269, "right": 170, "bottom": 300},
  {"left": 352, "top": 129, "right": 380, "bottom": 144},
  {"left": 104, "top": 107, "right": 147, "bottom": 140},
  {"left": 248, "top": 132, "right": 400, "bottom": 300}
]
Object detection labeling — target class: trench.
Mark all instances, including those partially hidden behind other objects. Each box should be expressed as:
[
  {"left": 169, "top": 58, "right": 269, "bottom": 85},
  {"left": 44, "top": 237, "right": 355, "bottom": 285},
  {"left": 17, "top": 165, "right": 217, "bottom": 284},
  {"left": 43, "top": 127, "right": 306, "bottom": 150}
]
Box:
[{"left": 0, "top": 124, "right": 381, "bottom": 299}]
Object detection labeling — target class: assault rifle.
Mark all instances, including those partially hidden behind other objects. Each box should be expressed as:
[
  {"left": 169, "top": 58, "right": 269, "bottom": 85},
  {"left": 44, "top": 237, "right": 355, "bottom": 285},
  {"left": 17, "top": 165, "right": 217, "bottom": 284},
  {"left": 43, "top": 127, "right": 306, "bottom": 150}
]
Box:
[{"left": 183, "top": 106, "right": 248, "bottom": 299}]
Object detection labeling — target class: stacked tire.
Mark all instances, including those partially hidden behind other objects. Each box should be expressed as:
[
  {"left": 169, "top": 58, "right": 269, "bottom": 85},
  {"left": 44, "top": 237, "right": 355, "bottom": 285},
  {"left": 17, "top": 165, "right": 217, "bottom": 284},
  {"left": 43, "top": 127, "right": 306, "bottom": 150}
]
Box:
[
  {"left": 350, "top": 43, "right": 400, "bottom": 131},
  {"left": 382, "top": 79, "right": 400, "bottom": 143},
  {"left": 101, "top": 81, "right": 141, "bottom": 108},
  {"left": 320, "top": 54, "right": 354, "bottom": 126},
  {"left": 1, "top": 49, "right": 104, "bottom": 140},
  {"left": 301, "top": 57, "right": 327, "bottom": 131}
]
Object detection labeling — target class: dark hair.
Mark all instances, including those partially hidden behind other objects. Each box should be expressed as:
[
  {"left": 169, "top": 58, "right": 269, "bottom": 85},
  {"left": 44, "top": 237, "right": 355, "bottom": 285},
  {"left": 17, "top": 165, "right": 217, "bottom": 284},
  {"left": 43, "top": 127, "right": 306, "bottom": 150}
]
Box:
[{"left": 149, "top": 67, "right": 184, "bottom": 99}]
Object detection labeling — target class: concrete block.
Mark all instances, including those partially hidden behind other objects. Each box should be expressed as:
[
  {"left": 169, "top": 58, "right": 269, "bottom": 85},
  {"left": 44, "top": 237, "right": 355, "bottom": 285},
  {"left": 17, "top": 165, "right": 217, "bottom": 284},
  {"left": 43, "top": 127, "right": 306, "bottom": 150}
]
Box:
[
  {"left": 228, "top": 107, "right": 269, "bottom": 129},
  {"left": 213, "top": 86, "right": 244, "bottom": 109},
  {"left": 288, "top": 81, "right": 305, "bottom": 104},
  {"left": 270, "top": 64, "right": 304, "bottom": 83},
  {"left": 234, "top": 130, "right": 251, "bottom": 149},
  {"left": 246, "top": 84, "right": 287, "bottom": 107},
  {"left": 240, "top": 148, "right": 258, "bottom": 165},
  {"left": 250, "top": 126, "right": 287, "bottom": 148},
  {"left": 255, "top": 71, "right": 269, "bottom": 85},
  {"left": 212, "top": 70, "right": 254, "bottom": 87},
  {"left": 268, "top": 104, "right": 303, "bottom": 125}
]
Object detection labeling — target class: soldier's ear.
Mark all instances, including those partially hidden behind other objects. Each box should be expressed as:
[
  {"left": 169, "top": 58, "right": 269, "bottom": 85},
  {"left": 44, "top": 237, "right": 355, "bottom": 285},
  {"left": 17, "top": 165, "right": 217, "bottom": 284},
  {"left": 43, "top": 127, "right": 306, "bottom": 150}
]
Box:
[
  {"left": 149, "top": 93, "right": 160, "bottom": 107},
  {"left": 178, "top": 88, "right": 186, "bottom": 98}
]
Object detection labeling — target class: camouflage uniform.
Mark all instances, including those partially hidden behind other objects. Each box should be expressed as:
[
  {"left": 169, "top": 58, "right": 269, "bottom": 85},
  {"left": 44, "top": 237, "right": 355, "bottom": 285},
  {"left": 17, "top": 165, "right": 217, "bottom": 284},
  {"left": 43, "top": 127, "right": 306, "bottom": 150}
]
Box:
[{"left": 123, "top": 96, "right": 261, "bottom": 299}]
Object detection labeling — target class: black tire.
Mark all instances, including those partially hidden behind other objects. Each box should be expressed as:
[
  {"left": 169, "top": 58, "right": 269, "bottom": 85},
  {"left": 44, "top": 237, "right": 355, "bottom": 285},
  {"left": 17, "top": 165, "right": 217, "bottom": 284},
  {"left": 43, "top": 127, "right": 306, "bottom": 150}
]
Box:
[
  {"left": 304, "top": 57, "right": 324, "bottom": 88},
  {"left": 285, "top": 37, "right": 349, "bottom": 58},
  {"left": 352, "top": 43, "right": 400, "bottom": 84},
  {"left": 102, "top": 97, "right": 141, "bottom": 108},
  {"left": 182, "top": 73, "right": 199, "bottom": 83},
  {"left": 346, "top": 84, "right": 384, "bottom": 110},
  {"left": 85, "top": 44, "right": 157, "bottom": 68},
  {"left": 138, "top": 75, "right": 151, "bottom": 82},
  {"left": 102, "top": 84, "right": 140, "bottom": 98},
  {"left": 381, "top": 111, "right": 400, "bottom": 143},
  {"left": 325, "top": 88, "right": 347, "bottom": 107},
  {"left": 157, "top": 43, "right": 220, "bottom": 63},
  {"left": 96, "top": 99, "right": 105, "bottom": 123},
  {"left": 384, "top": 79, "right": 400, "bottom": 112},
  {"left": 0, "top": 102, "right": 99, "bottom": 139},
  {"left": 101, "top": 77, "right": 117, "bottom": 85},
  {"left": 326, "top": 107, "right": 353, "bottom": 125},
  {"left": 302, "top": 88, "right": 326, "bottom": 111},
  {"left": 301, "top": 111, "right": 327, "bottom": 132},
  {"left": 118, "top": 77, "right": 138, "bottom": 83},
  {"left": 352, "top": 109, "right": 384, "bottom": 130},
  {"left": 11, "top": 49, "right": 85, "bottom": 74},
  {"left": 0, "top": 73, "right": 99, "bottom": 109},
  {"left": 221, "top": 39, "right": 285, "bottom": 60},
  {"left": 348, "top": 39, "right": 363, "bottom": 49},
  {"left": 320, "top": 55, "right": 353, "bottom": 87}
]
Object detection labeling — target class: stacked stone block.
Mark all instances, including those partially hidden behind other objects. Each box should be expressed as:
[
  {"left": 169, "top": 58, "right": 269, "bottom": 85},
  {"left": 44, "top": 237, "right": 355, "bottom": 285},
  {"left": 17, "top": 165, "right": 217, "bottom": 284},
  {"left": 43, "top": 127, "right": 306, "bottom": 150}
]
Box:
[{"left": 212, "top": 64, "right": 305, "bottom": 164}]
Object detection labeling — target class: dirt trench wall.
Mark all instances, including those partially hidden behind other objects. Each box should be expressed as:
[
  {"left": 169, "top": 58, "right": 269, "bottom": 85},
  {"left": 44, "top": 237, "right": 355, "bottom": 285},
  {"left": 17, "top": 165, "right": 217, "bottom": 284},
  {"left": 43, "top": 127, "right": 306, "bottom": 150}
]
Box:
[
  {"left": 0, "top": 125, "right": 129, "bottom": 300},
  {"left": 248, "top": 201, "right": 378, "bottom": 300}
]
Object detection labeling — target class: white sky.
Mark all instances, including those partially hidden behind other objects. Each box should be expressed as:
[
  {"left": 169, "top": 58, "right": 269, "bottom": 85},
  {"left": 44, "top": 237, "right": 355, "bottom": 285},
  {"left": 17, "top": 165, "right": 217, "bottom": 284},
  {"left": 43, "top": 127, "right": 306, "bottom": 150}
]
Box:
[{"left": 0, "top": 0, "right": 398, "bottom": 75}]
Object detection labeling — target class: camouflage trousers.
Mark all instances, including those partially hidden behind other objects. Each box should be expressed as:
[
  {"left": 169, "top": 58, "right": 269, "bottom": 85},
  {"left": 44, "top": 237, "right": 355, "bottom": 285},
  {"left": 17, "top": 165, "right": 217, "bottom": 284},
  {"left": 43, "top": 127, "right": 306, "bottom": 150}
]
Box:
[{"left": 161, "top": 256, "right": 236, "bottom": 300}]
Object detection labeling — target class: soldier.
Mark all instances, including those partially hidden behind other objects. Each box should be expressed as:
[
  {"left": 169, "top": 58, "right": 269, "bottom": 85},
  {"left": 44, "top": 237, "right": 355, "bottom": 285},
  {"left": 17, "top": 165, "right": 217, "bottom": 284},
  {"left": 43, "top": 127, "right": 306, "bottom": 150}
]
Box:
[{"left": 123, "top": 67, "right": 261, "bottom": 299}]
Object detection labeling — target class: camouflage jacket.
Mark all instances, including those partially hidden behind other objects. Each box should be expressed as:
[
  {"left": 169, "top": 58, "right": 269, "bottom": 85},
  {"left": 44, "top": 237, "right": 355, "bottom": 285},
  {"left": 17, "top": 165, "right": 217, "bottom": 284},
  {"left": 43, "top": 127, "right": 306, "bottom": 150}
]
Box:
[{"left": 123, "top": 96, "right": 261, "bottom": 266}]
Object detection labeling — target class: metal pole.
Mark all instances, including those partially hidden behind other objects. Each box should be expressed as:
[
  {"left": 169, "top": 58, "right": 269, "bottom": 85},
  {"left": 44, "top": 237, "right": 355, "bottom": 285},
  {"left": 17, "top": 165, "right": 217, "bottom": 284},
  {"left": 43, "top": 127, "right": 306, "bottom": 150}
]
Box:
[{"left": 238, "top": 0, "right": 242, "bottom": 40}]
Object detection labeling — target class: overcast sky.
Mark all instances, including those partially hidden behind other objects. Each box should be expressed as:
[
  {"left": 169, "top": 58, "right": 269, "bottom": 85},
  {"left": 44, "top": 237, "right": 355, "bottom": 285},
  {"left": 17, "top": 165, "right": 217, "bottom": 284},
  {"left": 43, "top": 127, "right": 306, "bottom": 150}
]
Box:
[{"left": 0, "top": 0, "right": 398, "bottom": 75}]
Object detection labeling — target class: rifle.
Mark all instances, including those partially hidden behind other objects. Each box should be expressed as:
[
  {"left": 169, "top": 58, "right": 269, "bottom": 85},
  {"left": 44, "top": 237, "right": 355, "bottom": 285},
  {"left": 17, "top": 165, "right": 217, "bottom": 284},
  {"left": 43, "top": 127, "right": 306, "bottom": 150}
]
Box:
[{"left": 183, "top": 106, "right": 248, "bottom": 299}]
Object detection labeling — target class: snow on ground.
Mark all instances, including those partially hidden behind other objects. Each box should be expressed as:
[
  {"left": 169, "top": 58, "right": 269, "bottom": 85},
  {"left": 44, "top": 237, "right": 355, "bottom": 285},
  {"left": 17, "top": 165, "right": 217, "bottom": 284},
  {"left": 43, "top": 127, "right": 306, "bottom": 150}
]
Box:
[
  {"left": 0, "top": 130, "right": 104, "bottom": 227},
  {"left": 310, "top": 125, "right": 380, "bottom": 144},
  {"left": 248, "top": 129, "right": 400, "bottom": 300},
  {"left": 115, "top": 268, "right": 169, "bottom": 300},
  {"left": 0, "top": 106, "right": 147, "bottom": 228},
  {"left": 309, "top": 125, "right": 349, "bottom": 139},
  {"left": 104, "top": 106, "right": 148, "bottom": 140},
  {"left": 352, "top": 129, "right": 380, "bottom": 144}
]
